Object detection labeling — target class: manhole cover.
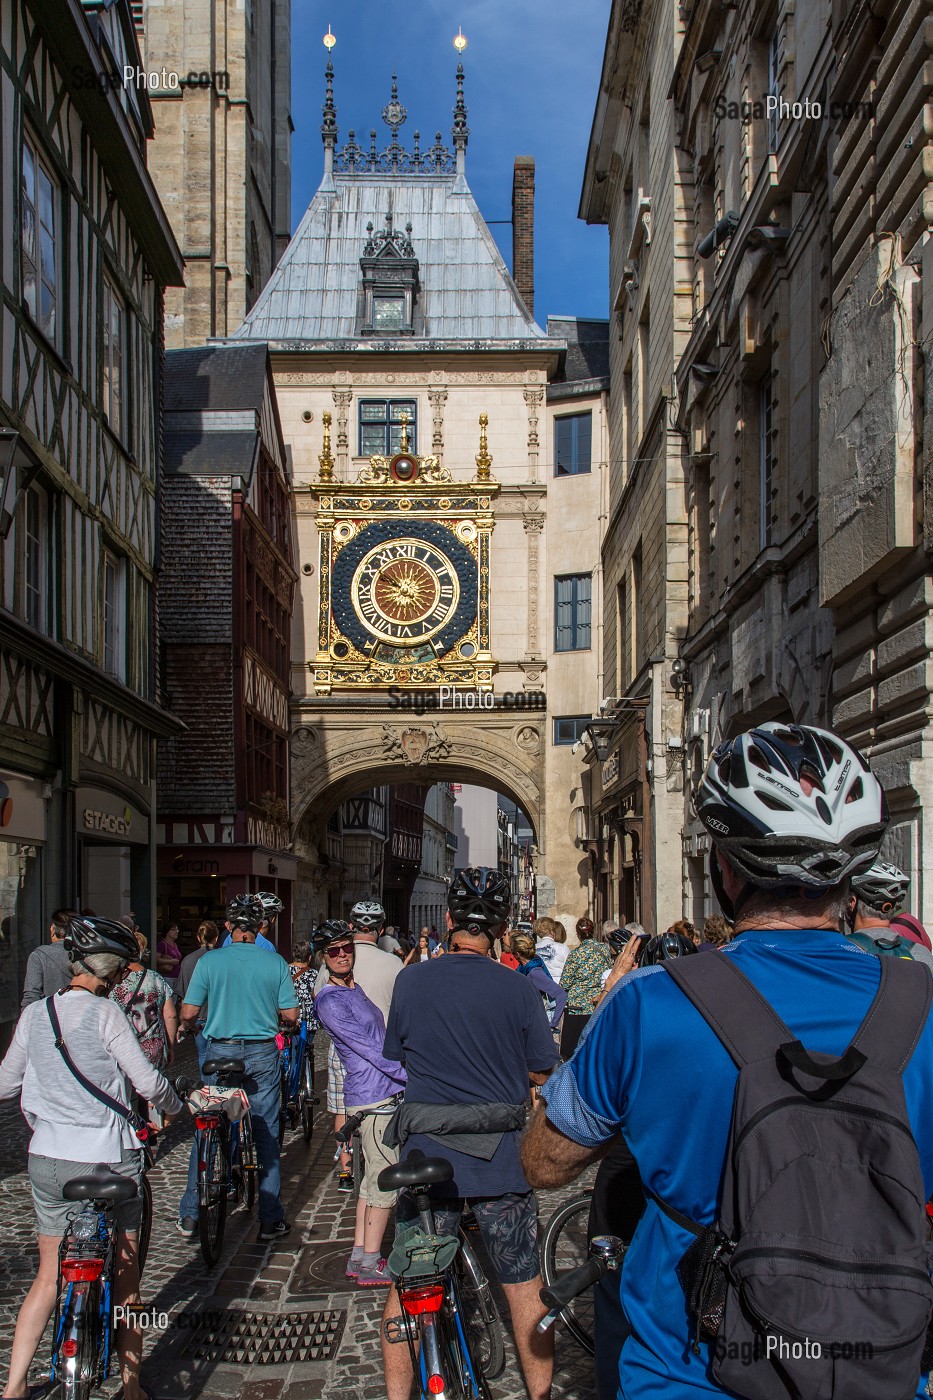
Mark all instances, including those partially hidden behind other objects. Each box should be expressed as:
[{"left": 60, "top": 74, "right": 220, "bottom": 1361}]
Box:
[
  {"left": 182, "top": 1309, "right": 346, "bottom": 1364},
  {"left": 290, "top": 1242, "right": 374, "bottom": 1296}
]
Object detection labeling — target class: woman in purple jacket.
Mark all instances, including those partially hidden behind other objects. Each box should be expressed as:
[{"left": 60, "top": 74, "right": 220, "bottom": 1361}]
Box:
[
  {"left": 510, "top": 934, "right": 568, "bottom": 1030},
  {"left": 313, "top": 923, "right": 406, "bottom": 1288}
]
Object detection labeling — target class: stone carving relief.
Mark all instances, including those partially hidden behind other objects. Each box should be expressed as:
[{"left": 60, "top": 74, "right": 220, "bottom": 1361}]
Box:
[
  {"left": 523, "top": 512, "right": 545, "bottom": 658},
  {"left": 523, "top": 386, "right": 544, "bottom": 481},
  {"left": 428, "top": 387, "right": 447, "bottom": 456},
  {"left": 382, "top": 724, "right": 452, "bottom": 765}
]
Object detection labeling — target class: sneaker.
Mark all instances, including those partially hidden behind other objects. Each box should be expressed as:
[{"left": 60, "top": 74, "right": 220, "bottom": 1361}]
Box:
[
  {"left": 356, "top": 1257, "right": 391, "bottom": 1287},
  {"left": 175, "top": 1217, "right": 198, "bottom": 1238},
  {"left": 336, "top": 1171, "right": 354, "bottom": 1194},
  {"left": 257, "top": 1219, "right": 291, "bottom": 1243},
  {"left": 345, "top": 1250, "right": 364, "bottom": 1279}
]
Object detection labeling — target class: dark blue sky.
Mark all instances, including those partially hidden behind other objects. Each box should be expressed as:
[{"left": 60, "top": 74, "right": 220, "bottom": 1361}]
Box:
[{"left": 290, "top": 0, "right": 610, "bottom": 326}]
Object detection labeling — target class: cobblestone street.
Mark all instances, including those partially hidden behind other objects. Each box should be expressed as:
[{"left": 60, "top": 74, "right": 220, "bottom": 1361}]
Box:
[{"left": 0, "top": 1042, "right": 594, "bottom": 1400}]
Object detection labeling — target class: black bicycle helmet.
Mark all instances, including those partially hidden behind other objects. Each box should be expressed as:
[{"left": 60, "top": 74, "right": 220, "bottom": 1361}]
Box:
[
  {"left": 850, "top": 860, "right": 909, "bottom": 916},
  {"left": 63, "top": 915, "right": 138, "bottom": 968},
  {"left": 226, "top": 893, "right": 265, "bottom": 933},
  {"left": 447, "top": 867, "right": 511, "bottom": 936},
  {"left": 695, "top": 722, "right": 887, "bottom": 901},
  {"left": 639, "top": 931, "right": 697, "bottom": 965},
  {"left": 311, "top": 919, "right": 353, "bottom": 950},
  {"left": 255, "top": 891, "right": 284, "bottom": 921}
]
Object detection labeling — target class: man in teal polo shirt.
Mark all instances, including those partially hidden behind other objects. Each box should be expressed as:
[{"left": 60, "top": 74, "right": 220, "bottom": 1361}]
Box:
[{"left": 180, "top": 893, "right": 298, "bottom": 1242}]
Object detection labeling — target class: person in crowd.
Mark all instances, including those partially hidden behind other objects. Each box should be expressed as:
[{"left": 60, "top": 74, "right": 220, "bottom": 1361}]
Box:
[
  {"left": 845, "top": 861, "right": 933, "bottom": 969},
  {"left": 558, "top": 917, "right": 613, "bottom": 1057},
  {"left": 403, "top": 930, "right": 436, "bottom": 966},
  {"left": 156, "top": 923, "right": 183, "bottom": 984},
  {"left": 531, "top": 916, "right": 569, "bottom": 981},
  {"left": 700, "top": 912, "right": 732, "bottom": 950},
  {"left": 315, "top": 900, "right": 401, "bottom": 1193},
  {"left": 891, "top": 912, "right": 933, "bottom": 953},
  {"left": 381, "top": 867, "right": 558, "bottom": 1400},
  {"left": 289, "top": 939, "right": 319, "bottom": 1029},
  {"left": 377, "top": 922, "right": 404, "bottom": 958},
  {"left": 0, "top": 916, "right": 182, "bottom": 1400},
  {"left": 313, "top": 923, "right": 406, "bottom": 1286},
  {"left": 511, "top": 933, "right": 567, "bottom": 1030},
  {"left": 666, "top": 918, "right": 700, "bottom": 947},
  {"left": 522, "top": 721, "right": 933, "bottom": 1399},
  {"left": 175, "top": 921, "right": 220, "bottom": 1065},
  {"left": 180, "top": 894, "right": 298, "bottom": 1243},
  {"left": 20, "top": 909, "right": 77, "bottom": 1007},
  {"left": 110, "top": 929, "right": 177, "bottom": 1073},
  {"left": 220, "top": 891, "right": 281, "bottom": 950},
  {"left": 498, "top": 927, "right": 520, "bottom": 970}
]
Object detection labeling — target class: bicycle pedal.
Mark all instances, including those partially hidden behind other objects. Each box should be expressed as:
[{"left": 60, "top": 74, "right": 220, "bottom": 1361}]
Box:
[{"left": 383, "top": 1315, "right": 407, "bottom": 1344}]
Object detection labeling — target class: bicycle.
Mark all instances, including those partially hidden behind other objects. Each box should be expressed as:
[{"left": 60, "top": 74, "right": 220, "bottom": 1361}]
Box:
[
  {"left": 377, "top": 1155, "right": 506, "bottom": 1399},
  {"left": 194, "top": 1056, "right": 256, "bottom": 1265},
  {"left": 278, "top": 1022, "right": 318, "bottom": 1145},
  {"left": 539, "top": 1189, "right": 595, "bottom": 1352},
  {"left": 537, "top": 1233, "right": 626, "bottom": 1344}
]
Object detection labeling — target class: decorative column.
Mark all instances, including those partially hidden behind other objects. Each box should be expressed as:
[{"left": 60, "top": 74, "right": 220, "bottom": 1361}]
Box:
[
  {"left": 332, "top": 387, "right": 352, "bottom": 473},
  {"left": 428, "top": 386, "right": 447, "bottom": 459},
  {"left": 524, "top": 386, "right": 544, "bottom": 482},
  {"left": 523, "top": 512, "right": 545, "bottom": 672}
]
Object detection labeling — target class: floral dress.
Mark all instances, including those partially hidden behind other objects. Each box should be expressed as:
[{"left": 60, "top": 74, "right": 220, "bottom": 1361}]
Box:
[
  {"left": 291, "top": 965, "right": 319, "bottom": 1033},
  {"left": 559, "top": 941, "right": 613, "bottom": 1014},
  {"left": 110, "top": 966, "right": 173, "bottom": 1069}
]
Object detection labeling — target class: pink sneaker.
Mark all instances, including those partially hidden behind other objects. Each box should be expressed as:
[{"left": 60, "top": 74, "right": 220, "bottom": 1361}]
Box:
[
  {"left": 356, "top": 1257, "right": 391, "bottom": 1287},
  {"left": 346, "top": 1251, "right": 363, "bottom": 1278}
]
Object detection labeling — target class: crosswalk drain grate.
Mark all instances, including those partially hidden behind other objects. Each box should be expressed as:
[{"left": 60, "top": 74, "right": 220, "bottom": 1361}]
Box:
[{"left": 183, "top": 1308, "right": 346, "bottom": 1364}]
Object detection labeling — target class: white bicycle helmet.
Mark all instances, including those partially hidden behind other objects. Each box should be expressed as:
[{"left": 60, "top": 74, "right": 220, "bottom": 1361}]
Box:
[
  {"left": 850, "top": 860, "right": 909, "bottom": 915},
  {"left": 694, "top": 722, "right": 887, "bottom": 892},
  {"left": 350, "top": 899, "right": 385, "bottom": 930},
  {"left": 255, "top": 891, "right": 284, "bottom": 921}
]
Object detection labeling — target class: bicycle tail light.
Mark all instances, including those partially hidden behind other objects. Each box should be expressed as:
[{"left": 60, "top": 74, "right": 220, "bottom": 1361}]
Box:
[
  {"left": 61, "top": 1258, "right": 104, "bottom": 1282},
  {"left": 400, "top": 1284, "right": 445, "bottom": 1316},
  {"left": 61, "top": 1338, "right": 79, "bottom": 1357},
  {"left": 427, "top": 1376, "right": 445, "bottom": 1395},
  {"left": 195, "top": 1114, "right": 221, "bottom": 1130}
]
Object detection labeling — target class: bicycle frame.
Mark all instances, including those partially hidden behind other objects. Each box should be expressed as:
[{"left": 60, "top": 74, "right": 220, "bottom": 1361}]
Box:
[{"left": 51, "top": 1203, "right": 117, "bottom": 1393}]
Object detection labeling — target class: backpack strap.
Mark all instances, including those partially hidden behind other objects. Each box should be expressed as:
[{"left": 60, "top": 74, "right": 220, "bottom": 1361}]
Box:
[
  {"left": 663, "top": 954, "right": 795, "bottom": 1069},
  {"left": 849, "top": 955, "right": 932, "bottom": 1073}
]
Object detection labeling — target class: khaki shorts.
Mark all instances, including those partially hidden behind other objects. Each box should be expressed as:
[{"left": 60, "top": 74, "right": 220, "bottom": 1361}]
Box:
[
  {"left": 346, "top": 1100, "right": 399, "bottom": 1208},
  {"left": 30, "top": 1147, "right": 144, "bottom": 1235}
]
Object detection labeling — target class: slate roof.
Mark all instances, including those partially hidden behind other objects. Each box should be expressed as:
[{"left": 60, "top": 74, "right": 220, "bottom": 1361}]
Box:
[
  {"left": 546, "top": 317, "right": 610, "bottom": 401},
  {"left": 162, "top": 430, "right": 258, "bottom": 478},
  {"left": 231, "top": 175, "right": 558, "bottom": 350},
  {"left": 163, "top": 345, "right": 268, "bottom": 478}
]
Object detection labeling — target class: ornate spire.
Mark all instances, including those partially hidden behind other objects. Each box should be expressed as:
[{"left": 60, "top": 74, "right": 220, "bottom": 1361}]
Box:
[
  {"left": 452, "top": 63, "right": 469, "bottom": 174},
  {"left": 475, "top": 413, "right": 493, "bottom": 482},
  {"left": 318, "top": 412, "right": 335, "bottom": 483},
  {"left": 382, "top": 73, "right": 407, "bottom": 137},
  {"left": 332, "top": 67, "right": 459, "bottom": 176},
  {"left": 321, "top": 60, "right": 338, "bottom": 179}
]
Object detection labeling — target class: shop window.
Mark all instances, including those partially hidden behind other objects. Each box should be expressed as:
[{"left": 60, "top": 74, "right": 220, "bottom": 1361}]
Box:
[
  {"left": 554, "top": 573, "right": 592, "bottom": 652},
  {"left": 554, "top": 412, "right": 592, "bottom": 477},
  {"left": 21, "top": 130, "right": 58, "bottom": 345},
  {"left": 0, "top": 840, "right": 43, "bottom": 1026},
  {"left": 358, "top": 400, "right": 417, "bottom": 456},
  {"left": 553, "top": 715, "right": 591, "bottom": 746},
  {"left": 21, "top": 485, "right": 51, "bottom": 635}
]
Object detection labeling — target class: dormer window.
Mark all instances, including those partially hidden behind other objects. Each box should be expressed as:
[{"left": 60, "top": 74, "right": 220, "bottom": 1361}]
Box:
[{"left": 359, "top": 213, "right": 419, "bottom": 336}]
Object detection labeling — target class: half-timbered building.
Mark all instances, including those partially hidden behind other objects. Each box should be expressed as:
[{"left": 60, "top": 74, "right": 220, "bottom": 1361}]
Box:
[{"left": 0, "top": 0, "right": 184, "bottom": 1044}]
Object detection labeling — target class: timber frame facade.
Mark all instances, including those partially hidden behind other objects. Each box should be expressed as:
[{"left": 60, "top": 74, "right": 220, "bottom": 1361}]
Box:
[{"left": 0, "top": 0, "right": 184, "bottom": 1045}]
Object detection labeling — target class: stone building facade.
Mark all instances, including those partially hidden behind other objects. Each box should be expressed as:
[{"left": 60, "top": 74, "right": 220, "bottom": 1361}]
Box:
[
  {"left": 227, "top": 60, "right": 607, "bottom": 928},
  {"left": 0, "top": 0, "right": 184, "bottom": 1044},
  {"left": 134, "top": 0, "right": 291, "bottom": 345}
]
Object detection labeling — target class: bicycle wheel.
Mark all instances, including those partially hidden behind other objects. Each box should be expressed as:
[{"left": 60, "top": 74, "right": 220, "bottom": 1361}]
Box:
[
  {"left": 137, "top": 1172, "right": 153, "bottom": 1279},
  {"left": 197, "top": 1123, "right": 228, "bottom": 1266},
  {"left": 301, "top": 1054, "right": 315, "bottom": 1144},
  {"left": 240, "top": 1113, "right": 257, "bottom": 1211},
  {"left": 540, "top": 1191, "right": 594, "bottom": 1354},
  {"left": 455, "top": 1235, "right": 506, "bottom": 1379}
]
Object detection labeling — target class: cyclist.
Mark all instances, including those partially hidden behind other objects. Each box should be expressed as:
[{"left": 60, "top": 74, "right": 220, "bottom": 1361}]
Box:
[
  {"left": 179, "top": 893, "right": 298, "bottom": 1243},
  {"left": 316, "top": 899, "right": 401, "bottom": 1193},
  {"left": 220, "top": 890, "right": 281, "bottom": 951},
  {"left": 0, "top": 916, "right": 182, "bottom": 1400},
  {"left": 522, "top": 721, "right": 933, "bottom": 1398},
  {"left": 381, "top": 867, "right": 558, "bottom": 1400},
  {"left": 313, "top": 923, "right": 406, "bottom": 1286}
]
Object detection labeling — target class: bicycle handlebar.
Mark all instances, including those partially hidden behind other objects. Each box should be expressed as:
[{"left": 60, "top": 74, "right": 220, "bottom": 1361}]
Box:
[
  {"left": 539, "top": 1256, "right": 605, "bottom": 1313},
  {"left": 336, "top": 1111, "right": 364, "bottom": 1145}
]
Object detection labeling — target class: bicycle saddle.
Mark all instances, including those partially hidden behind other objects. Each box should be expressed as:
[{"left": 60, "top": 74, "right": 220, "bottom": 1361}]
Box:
[
  {"left": 378, "top": 1156, "right": 454, "bottom": 1192},
  {"left": 202, "top": 1057, "right": 246, "bottom": 1079},
  {"left": 63, "top": 1168, "right": 137, "bottom": 1204}
]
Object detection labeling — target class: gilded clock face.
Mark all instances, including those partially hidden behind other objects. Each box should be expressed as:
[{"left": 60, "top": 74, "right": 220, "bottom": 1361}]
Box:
[
  {"left": 352, "top": 538, "right": 460, "bottom": 645},
  {"left": 331, "top": 519, "right": 477, "bottom": 658}
]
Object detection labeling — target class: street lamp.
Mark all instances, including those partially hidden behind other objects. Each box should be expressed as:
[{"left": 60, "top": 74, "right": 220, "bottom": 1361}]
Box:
[
  {"left": 453, "top": 28, "right": 468, "bottom": 53},
  {"left": 323, "top": 26, "right": 336, "bottom": 51}
]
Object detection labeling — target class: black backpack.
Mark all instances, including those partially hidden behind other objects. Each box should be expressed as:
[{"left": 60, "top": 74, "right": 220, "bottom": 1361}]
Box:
[{"left": 652, "top": 953, "right": 933, "bottom": 1399}]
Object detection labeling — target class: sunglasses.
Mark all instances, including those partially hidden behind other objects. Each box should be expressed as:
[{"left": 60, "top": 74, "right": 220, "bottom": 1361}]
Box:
[{"left": 325, "top": 943, "right": 354, "bottom": 957}]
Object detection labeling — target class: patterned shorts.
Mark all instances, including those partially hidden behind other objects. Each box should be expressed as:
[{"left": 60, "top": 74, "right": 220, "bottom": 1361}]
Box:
[
  {"left": 327, "top": 1041, "right": 346, "bottom": 1115},
  {"left": 397, "top": 1189, "right": 540, "bottom": 1285}
]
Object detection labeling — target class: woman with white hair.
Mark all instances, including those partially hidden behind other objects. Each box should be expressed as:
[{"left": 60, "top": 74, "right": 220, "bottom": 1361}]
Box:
[{"left": 0, "top": 916, "right": 182, "bottom": 1400}]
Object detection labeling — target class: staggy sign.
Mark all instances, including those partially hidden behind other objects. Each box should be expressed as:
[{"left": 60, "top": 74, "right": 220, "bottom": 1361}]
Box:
[{"left": 83, "top": 805, "right": 133, "bottom": 836}]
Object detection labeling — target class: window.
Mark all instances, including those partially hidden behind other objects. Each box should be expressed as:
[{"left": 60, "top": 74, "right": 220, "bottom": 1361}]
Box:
[
  {"left": 616, "top": 578, "right": 627, "bottom": 691},
  {"left": 22, "top": 486, "right": 48, "bottom": 633},
  {"left": 102, "top": 277, "right": 126, "bottom": 439},
  {"left": 372, "top": 296, "right": 406, "bottom": 332},
  {"left": 245, "top": 714, "right": 287, "bottom": 804},
  {"left": 358, "top": 400, "right": 417, "bottom": 456},
  {"left": 102, "top": 551, "right": 125, "bottom": 679},
  {"left": 21, "top": 132, "right": 58, "bottom": 343},
  {"left": 554, "top": 412, "right": 592, "bottom": 477},
  {"left": 554, "top": 573, "right": 592, "bottom": 652},
  {"left": 553, "top": 715, "right": 591, "bottom": 746},
  {"left": 767, "top": 24, "right": 781, "bottom": 152},
  {"left": 759, "top": 374, "right": 775, "bottom": 549},
  {"left": 632, "top": 544, "right": 643, "bottom": 674}
]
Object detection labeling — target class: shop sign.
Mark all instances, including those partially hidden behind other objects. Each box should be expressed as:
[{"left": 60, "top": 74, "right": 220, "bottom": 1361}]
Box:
[
  {"left": 601, "top": 752, "right": 620, "bottom": 788},
  {"left": 0, "top": 770, "right": 47, "bottom": 844},
  {"left": 76, "top": 787, "right": 148, "bottom": 843}
]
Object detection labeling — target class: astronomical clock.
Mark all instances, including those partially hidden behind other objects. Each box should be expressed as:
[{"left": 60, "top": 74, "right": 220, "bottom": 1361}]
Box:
[{"left": 310, "top": 414, "right": 499, "bottom": 692}]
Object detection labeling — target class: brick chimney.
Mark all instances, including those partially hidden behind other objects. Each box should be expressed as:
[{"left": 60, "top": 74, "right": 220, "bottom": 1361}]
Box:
[{"left": 511, "top": 156, "right": 535, "bottom": 318}]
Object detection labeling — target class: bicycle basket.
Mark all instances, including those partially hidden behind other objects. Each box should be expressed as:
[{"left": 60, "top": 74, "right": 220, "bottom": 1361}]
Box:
[
  {"left": 387, "top": 1221, "right": 460, "bottom": 1281},
  {"left": 188, "top": 1085, "right": 250, "bottom": 1122}
]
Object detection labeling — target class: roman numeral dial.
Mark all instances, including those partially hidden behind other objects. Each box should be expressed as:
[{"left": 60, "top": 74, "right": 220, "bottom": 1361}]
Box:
[{"left": 352, "top": 538, "right": 461, "bottom": 645}]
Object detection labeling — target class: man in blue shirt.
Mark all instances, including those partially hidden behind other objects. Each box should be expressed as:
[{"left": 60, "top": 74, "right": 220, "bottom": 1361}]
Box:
[
  {"left": 181, "top": 893, "right": 297, "bottom": 1242},
  {"left": 523, "top": 722, "right": 933, "bottom": 1399},
  {"left": 382, "top": 867, "right": 558, "bottom": 1400}
]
